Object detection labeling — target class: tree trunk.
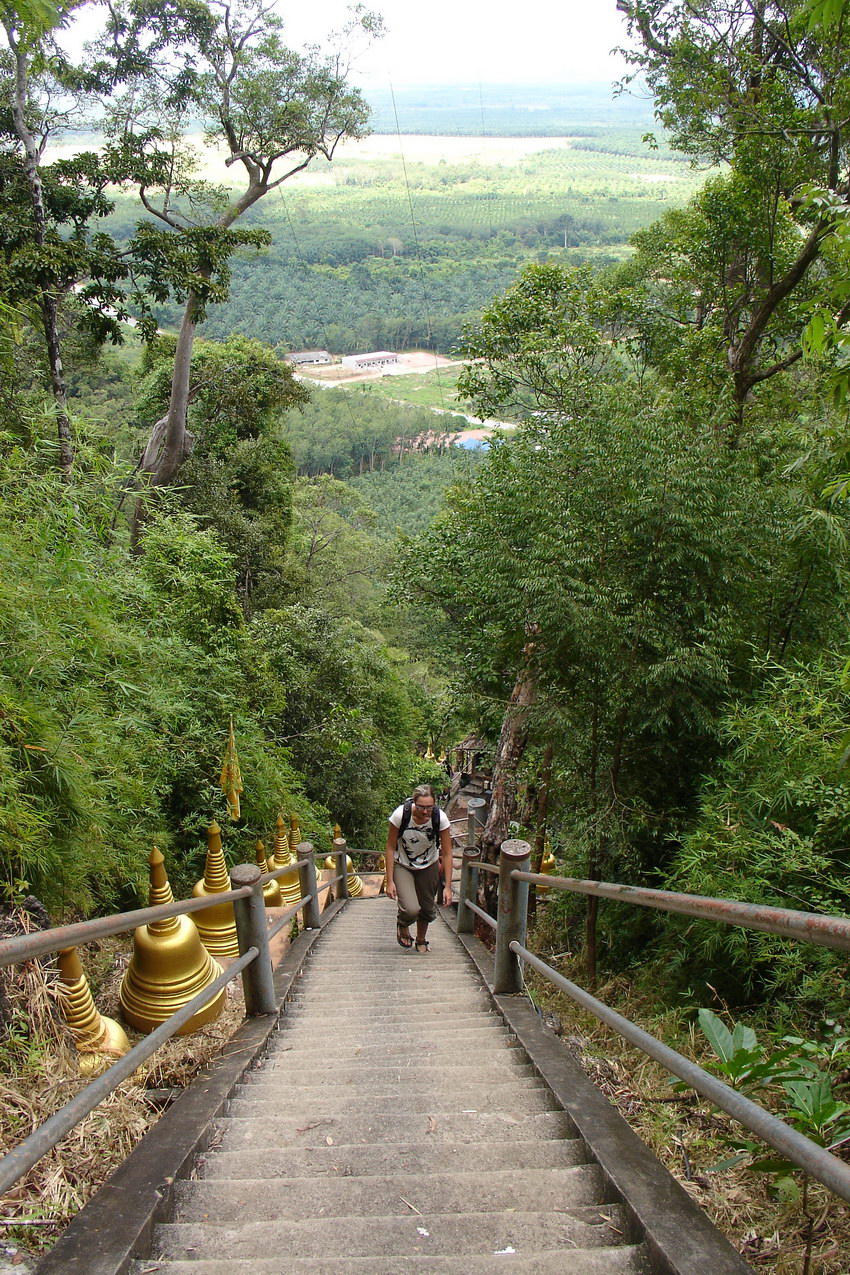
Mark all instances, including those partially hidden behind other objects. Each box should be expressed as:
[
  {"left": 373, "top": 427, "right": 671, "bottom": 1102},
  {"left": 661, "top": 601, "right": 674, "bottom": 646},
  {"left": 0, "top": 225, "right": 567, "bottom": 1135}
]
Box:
[
  {"left": 528, "top": 742, "right": 554, "bottom": 923},
  {"left": 480, "top": 642, "right": 538, "bottom": 909},
  {"left": 131, "top": 297, "right": 199, "bottom": 543}
]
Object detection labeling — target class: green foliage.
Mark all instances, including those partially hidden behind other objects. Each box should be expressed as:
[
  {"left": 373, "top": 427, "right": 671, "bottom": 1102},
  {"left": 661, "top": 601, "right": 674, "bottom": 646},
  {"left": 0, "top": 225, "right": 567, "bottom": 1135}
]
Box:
[
  {"left": 249, "top": 606, "right": 428, "bottom": 847},
  {"left": 692, "top": 1008, "right": 850, "bottom": 1206},
  {"left": 283, "top": 387, "right": 447, "bottom": 478},
  {"left": 663, "top": 657, "right": 850, "bottom": 1009},
  {"left": 0, "top": 436, "right": 326, "bottom": 914}
]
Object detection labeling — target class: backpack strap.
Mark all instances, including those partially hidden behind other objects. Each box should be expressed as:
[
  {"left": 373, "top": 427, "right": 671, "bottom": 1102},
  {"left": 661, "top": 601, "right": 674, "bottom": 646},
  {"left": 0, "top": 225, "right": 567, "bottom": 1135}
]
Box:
[
  {"left": 398, "top": 797, "right": 414, "bottom": 838},
  {"left": 431, "top": 806, "right": 441, "bottom": 841}
]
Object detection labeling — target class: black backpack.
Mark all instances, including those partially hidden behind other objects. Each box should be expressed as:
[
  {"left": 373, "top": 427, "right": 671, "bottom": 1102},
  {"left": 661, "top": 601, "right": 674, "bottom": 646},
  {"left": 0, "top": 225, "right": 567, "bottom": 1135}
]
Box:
[{"left": 398, "top": 797, "right": 442, "bottom": 843}]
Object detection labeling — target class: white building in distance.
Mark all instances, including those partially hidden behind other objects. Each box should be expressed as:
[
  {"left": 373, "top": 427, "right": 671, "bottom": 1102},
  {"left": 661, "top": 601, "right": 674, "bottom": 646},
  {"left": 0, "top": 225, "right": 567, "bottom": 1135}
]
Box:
[{"left": 340, "top": 351, "right": 399, "bottom": 371}]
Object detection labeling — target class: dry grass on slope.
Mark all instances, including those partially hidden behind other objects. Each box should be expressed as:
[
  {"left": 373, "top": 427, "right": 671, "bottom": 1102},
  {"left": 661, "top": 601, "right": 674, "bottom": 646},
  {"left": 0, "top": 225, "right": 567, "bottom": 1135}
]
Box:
[
  {"left": 525, "top": 956, "right": 850, "bottom": 1275},
  {"left": 0, "top": 909, "right": 248, "bottom": 1266}
]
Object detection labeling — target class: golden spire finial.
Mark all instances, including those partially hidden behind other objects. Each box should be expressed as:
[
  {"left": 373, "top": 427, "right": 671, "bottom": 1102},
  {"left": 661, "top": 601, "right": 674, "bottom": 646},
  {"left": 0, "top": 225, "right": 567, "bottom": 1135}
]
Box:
[
  {"left": 219, "top": 718, "right": 243, "bottom": 821},
  {"left": 147, "top": 846, "right": 179, "bottom": 934},
  {"left": 57, "top": 947, "right": 130, "bottom": 1072},
  {"left": 191, "top": 822, "right": 239, "bottom": 958}
]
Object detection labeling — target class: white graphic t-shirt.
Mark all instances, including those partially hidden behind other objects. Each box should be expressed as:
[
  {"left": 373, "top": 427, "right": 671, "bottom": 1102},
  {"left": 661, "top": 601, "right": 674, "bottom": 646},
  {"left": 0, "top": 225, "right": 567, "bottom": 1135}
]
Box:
[{"left": 389, "top": 803, "right": 450, "bottom": 870}]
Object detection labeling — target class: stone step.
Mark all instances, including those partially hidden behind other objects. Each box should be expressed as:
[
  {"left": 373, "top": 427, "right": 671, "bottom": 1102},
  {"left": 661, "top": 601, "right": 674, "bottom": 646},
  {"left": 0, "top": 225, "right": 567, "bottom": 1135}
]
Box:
[
  {"left": 268, "top": 1033, "right": 519, "bottom": 1059},
  {"left": 228, "top": 1084, "right": 554, "bottom": 1117},
  {"left": 173, "top": 1165, "right": 607, "bottom": 1222},
  {"left": 197, "top": 1138, "right": 587, "bottom": 1180},
  {"left": 279, "top": 1013, "right": 503, "bottom": 1033},
  {"left": 131, "top": 1246, "right": 650, "bottom": 1274},
  {"left": 214, "top": 1109, "right": 576, "bottom": 1149},
  {"left": 285, "top": 994, "right": 492, "bottom": 1010},
  {"left": 260, "top": 1060, "right": 535, "bottom": 1081},
  {"left": 270, "top": 1022, "right": 512, "bottom": 1046},
  {"left": 150, "top": 1206, "right": 635, "bottom": 1262}
]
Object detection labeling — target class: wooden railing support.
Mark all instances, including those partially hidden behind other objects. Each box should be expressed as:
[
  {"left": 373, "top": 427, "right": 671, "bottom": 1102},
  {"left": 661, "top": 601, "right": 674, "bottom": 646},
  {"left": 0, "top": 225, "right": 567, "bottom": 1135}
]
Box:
[
  {"left": 230, "top": 863, "right": 276, "bottom": 1015},
  {"left": 493, "top": 839, "right": 531, "bottom": 994},
  {"left": 457, "top": 845, "right": 481, "bottom": 935},
  {"left": 298, "top": 842, "right": 322, "bottom": 929},
  {"left": 333, "top": 836, "right": 350, "bottom": 900},
  {"left": 466, "top": 796, "right": 487, "bottom": 848}
]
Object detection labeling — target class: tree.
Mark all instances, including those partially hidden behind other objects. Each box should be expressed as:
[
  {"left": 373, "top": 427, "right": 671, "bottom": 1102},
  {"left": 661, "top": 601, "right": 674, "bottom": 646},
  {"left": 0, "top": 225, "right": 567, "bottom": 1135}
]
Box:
[
  {"left": 616, "top": 0, "right": 850, "bottom": 424},
  {"left": 135, "top": 333, "right": 306, "bottom": 612},
  {"left": 100, "top": 0, "right": 377, "bottom": 508},
  {"left": 0, "top": 0, "right": 133, "bottom": 474},
  {"left": 417, "top": 262, "right": 849, "bottom": 979}
]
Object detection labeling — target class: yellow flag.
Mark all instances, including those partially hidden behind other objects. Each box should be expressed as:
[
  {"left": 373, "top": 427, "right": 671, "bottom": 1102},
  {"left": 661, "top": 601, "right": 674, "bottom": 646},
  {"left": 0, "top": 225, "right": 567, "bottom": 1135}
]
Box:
[{"left": 219, "top": 718, "right": 243, "bottom": 821}]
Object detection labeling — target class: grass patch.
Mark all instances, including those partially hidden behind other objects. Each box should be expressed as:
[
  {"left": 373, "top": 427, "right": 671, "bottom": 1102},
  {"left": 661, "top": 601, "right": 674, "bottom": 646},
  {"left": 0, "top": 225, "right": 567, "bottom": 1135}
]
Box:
[{"left": 346, "top": 369, "right": 468, "bottom": 414}]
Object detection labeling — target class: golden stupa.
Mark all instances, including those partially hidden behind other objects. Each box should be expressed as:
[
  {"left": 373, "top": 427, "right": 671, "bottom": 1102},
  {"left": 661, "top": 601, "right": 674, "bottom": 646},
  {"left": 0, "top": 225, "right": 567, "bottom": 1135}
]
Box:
[
  {"left": 120, "top": 847, "right": 225, "bottom": 1035},
  {"left": 191, "top": 821, "right": 240, "bottom": 959},
  {"left": 57, "top": 947, "right": 130, "bottom": 1075},
  {"left": 272, "top": 814, "right": 302, "bottom": 908},
  {"left": 256, "top": 839, "right": 283, "bottom": 907}
]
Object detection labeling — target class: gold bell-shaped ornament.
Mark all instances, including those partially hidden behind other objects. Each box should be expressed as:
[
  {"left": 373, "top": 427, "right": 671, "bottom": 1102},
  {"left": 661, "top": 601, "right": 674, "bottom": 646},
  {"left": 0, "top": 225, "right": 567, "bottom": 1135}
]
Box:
[
  {"left": 256, "top": 839, "right": 282, "bottom": 907},
  {"left": 537, "top": 845, "right": 557, "bottom": 894},
  {"left": 322, "top": 850, "right": 364, "bottom": 898},
  {"left": 120, "top": 847, "right": 225, "bottom": 1035},
  {"left": 345, "top": 854, "right": 364, "bottom": 898},
  {"left": 57, "top": 947, "right": 130, "bottom": 1075},
  {"left": 424, "top": 741, "right": 436, "bottom": 762},
  {"left": 191, "top": 821, "right": 240, "bottom": 959},
  {"left": 273, "top": 814, "right": 302, "bottom": 908}
]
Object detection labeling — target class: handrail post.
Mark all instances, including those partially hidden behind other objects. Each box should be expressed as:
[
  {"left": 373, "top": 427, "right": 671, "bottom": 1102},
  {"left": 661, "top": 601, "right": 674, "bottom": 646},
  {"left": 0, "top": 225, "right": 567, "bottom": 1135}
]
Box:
[
  {"left": 457, "top": 846, "right": 480, "bottom": 935},
  {"left": 230, "top": 863, "right": 276, "bottom": 1015},
  {"left": 494, "top": 839, "right": 531, "bottom": 994},
  {"left": 298, "top": 842, "right": 321, "bottom": 929},
  {"left": 333, "top": 836, "right": 350, "bottom": 900}
]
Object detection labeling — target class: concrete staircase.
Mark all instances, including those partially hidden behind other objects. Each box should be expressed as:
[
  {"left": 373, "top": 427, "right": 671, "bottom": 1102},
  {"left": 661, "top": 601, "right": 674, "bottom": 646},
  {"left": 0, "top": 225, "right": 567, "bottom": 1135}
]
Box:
[{"left": 132, "top": 898, "right": 650, "bottom": 1273}]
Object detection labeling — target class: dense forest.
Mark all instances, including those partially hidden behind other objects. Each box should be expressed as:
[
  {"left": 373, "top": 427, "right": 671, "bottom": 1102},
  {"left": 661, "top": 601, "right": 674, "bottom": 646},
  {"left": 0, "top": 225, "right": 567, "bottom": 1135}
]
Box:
[{"left": 3, "top": 0, "right": 850, "bottom": 1267}]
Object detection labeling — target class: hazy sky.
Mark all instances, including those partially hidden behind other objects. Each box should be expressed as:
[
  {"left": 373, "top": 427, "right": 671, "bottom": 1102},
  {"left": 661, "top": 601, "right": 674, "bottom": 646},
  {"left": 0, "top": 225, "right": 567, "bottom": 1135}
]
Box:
[
  {"left": 276, "top": 1, "right": 630, "bottom": 88},
  {"left": 57, "top": 1, "right": 632, "bottom": 90}
]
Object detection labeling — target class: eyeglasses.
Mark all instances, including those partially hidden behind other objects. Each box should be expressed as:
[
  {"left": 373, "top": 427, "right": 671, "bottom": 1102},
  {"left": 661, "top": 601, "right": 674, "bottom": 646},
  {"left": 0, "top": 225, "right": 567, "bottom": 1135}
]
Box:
[{"left": 413, "top": 802, "right": 434, "bottom": 811}]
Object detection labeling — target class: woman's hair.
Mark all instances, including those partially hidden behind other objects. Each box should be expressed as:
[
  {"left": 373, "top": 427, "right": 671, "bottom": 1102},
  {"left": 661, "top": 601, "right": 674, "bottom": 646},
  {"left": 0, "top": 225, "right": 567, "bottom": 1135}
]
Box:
[{"left": 412, "top": 784, "right": 435, "bottom": 801}]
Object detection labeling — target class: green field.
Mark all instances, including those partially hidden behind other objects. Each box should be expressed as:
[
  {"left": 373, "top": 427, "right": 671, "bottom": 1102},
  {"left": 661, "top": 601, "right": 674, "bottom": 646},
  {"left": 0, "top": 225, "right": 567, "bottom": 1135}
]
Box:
[
  {"left": 104, "top": 92, "right": 712, "bottom": 357},
  {"left": 340, "top": 368, "right": 467, "bottom": 414}
]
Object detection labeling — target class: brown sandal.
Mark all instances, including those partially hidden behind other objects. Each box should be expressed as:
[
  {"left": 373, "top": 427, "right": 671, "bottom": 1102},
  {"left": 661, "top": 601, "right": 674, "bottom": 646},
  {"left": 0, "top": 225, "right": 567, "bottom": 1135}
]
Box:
[
  {"left": 415, "top": 939, "right": 430, "bottom": 953},
  {"left": 396, "top": 922, "right": 413, "bottom": 950}
]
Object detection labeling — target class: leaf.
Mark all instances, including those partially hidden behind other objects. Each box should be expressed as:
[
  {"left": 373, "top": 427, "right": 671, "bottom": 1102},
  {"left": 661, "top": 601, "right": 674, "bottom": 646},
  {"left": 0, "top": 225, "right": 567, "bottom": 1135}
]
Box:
[
  {"left": 698, "top": 1007, "right": 735, "bottom": 1063},
  {"left": 731, "top": 1022, "right": 758, "bottom": 1056}
]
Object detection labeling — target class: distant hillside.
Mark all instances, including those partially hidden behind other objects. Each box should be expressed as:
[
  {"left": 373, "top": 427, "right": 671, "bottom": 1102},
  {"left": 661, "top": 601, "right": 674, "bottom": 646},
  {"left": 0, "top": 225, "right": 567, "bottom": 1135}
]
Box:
[{"left": 365, "top": 82, "right": 657, "bottom": 138}]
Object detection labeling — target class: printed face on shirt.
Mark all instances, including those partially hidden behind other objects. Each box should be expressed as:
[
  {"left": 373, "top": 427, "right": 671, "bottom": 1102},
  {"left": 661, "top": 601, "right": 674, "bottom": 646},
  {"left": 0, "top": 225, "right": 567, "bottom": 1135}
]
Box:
[{"left": 403, "top": 826, "right": 434, "bottom": 864}]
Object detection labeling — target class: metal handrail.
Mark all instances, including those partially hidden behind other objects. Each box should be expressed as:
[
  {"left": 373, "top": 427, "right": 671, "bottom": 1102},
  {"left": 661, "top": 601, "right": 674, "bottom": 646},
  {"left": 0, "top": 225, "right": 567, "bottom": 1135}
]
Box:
[
  {"left": 511, "top": 941, "right": 850, "bottom": 1206},
  {"left": 0, "top": 888, "right": 252, "bottom": 968},
  {"left": 511, "top": 870, "right": 850, "bottom": 953},
  {"left": 459, "top": 838, "right": 850, "bottom": 1206},
  {"left": 465, "top": 899, "right": 497, "bottom": 930},
  {"left": 266, "top": 893, "right": 314, "bottom": 942}
]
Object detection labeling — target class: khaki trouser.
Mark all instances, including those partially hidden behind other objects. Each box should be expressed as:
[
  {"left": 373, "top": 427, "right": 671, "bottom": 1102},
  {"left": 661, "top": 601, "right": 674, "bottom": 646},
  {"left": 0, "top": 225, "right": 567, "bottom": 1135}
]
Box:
[{"left": 394, "top": 861, "right": 440, "bottom": 927}]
